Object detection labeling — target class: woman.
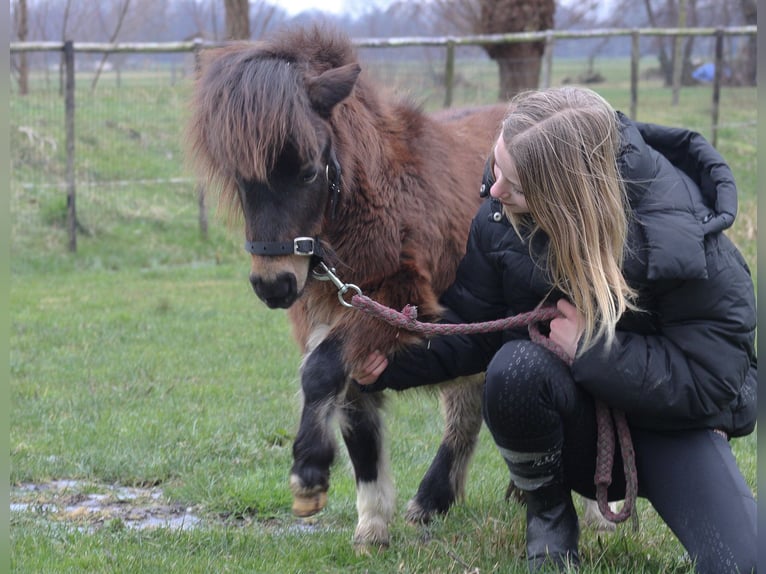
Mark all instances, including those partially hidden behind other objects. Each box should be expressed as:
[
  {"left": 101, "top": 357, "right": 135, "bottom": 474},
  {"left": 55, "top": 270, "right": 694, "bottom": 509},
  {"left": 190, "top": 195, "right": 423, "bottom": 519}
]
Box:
[{"left": 354, "top": 87, "right": 757, "bottom": 573}]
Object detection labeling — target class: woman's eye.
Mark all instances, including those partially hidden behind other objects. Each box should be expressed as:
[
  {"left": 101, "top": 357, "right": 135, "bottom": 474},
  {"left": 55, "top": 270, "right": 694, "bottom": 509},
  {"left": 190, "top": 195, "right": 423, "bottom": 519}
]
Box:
[{"left": 301, "top": 169, "right": 318, "bottom": 184}]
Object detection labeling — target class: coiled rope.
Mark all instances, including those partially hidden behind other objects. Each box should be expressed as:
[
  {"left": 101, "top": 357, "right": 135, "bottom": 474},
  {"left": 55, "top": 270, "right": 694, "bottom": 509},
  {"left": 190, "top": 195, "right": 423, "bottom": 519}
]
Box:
[{"left": 350, "top": 292, "right": 638, "bottom": 524}]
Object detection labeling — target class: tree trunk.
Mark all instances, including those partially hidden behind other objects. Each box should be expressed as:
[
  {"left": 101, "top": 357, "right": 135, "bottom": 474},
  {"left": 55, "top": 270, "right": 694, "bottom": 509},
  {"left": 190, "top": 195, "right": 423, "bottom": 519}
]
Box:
[
  {"left": 478, "top": 0, "right": 555, "bottom": 100},
  {"left": 496, "top": 45, "right": 544, "bottom": 99},
  {"left": 738, "top": 0, "right": 756, "bottom": 85},
  {"left": 224, "top": 0, "right": 250, "bottom": 41}
]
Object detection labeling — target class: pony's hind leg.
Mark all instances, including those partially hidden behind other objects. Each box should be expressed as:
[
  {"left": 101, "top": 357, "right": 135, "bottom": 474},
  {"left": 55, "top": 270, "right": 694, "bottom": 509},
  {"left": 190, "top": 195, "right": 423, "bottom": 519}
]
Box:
[
  {"left": 405, "top": 374, "right": 484, "bottom": 523},
  {"left": 290, "top": 331, "right": 346, "bottom": 517},
  {"left": 340, "top": 387, "right": 395, "bottom": 549}
]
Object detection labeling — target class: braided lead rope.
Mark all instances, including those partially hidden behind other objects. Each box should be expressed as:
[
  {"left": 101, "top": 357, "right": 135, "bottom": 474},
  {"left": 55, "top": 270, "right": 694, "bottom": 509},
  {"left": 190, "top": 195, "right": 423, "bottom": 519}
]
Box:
[
  {"left": 350, "top": 292, "right": 638, "bottom": 524},
  {"left": 593, "top": 405, "right": 639, "bottom": 524},
  {"left": 527, "top": 321, "right": 637, "bottom": 524},
  {"left": 349, "top": 293, "right": 561, "bottom": 336}
]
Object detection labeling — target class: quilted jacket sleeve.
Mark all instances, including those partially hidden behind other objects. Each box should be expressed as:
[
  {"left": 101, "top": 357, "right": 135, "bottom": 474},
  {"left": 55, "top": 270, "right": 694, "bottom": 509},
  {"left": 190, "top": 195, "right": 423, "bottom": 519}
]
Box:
[{"left": 571, "top": 232, "right": 755, "bottom": 430}]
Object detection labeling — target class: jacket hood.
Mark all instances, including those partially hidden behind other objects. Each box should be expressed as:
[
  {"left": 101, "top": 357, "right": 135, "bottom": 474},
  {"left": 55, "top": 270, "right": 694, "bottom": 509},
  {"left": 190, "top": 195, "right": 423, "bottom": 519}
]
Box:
[{"left": 617, "top": 114, "right": 731, "bottom": 282}]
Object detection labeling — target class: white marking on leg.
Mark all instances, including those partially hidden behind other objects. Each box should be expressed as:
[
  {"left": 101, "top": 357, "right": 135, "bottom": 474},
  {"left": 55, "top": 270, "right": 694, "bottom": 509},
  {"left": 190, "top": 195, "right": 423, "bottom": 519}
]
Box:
[
  {"left": 353, "top": 452, "right": 396, "bottom": 547},
  {"left": 581, "top": 496, "right": 617, "bottom": 532}
]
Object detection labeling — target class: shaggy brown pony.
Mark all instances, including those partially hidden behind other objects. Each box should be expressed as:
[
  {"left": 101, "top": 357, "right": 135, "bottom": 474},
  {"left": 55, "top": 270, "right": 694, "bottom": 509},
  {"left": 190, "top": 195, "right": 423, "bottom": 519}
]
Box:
[{"left": 187, "top": 24, "right": 507, "bottom": 548}]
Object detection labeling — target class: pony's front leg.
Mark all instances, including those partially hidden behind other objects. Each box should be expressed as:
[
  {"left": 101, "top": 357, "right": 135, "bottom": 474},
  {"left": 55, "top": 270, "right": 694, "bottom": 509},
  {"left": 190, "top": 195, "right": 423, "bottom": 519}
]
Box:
[
  {"left": 290, "top": 333, "right": 346, "bottom": 517},
  {"left": 341, "top": 387, "right": 395, "bottom": 549}
]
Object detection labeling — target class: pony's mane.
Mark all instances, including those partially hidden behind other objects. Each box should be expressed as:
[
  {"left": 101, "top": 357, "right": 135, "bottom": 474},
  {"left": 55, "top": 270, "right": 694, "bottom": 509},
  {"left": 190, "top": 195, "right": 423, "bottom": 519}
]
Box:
[{"left": 186, "top": 25, "right": 360, "bottom": 213}]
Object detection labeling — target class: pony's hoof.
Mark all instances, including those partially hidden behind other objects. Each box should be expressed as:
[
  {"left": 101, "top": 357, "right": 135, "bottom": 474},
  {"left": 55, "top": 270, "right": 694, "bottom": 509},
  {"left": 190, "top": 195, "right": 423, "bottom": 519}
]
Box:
[
  {"left": 581, "top": 498, "right": 617, "bottom": 532},
  {"left": 292, "top": 491, "right": 328, "bottom": 517},
  {"left": 353, "top": 519, "right": 390, "bottom": 551},
  {"left": 404, "top": 498, "right": 435, "bottom": 525}
]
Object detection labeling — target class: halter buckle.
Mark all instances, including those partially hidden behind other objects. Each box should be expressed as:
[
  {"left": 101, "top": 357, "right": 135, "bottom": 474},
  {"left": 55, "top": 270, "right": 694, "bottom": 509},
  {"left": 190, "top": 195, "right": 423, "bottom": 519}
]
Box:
[{"left": 293, "top": 237, "right": 315, "bottom": 256}]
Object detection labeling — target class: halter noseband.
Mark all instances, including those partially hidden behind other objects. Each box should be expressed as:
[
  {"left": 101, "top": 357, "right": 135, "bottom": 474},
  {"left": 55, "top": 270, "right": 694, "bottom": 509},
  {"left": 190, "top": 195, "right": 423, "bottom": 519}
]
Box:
[{"left": 243, "top": 149, "right": 341, "bottom": 262}]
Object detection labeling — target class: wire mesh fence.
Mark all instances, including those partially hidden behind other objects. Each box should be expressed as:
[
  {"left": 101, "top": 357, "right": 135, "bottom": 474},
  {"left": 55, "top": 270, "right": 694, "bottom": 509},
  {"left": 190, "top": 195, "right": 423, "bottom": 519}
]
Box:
[{"left": 10, "top": 28, "right": 757, "bottom": 258}]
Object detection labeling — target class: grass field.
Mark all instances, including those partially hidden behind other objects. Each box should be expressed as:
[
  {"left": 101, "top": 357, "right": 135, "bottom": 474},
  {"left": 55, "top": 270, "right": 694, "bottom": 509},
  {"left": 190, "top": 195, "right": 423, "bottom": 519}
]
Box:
[{"left": 10, "top": 53, "right": 757, "bottom": 573}]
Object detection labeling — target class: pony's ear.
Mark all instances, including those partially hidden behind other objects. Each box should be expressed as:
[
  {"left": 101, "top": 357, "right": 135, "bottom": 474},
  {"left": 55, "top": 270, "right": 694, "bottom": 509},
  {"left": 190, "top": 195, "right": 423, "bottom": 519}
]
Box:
[{"left": 307, "top": 63, "right": 361, "bottom": 119}]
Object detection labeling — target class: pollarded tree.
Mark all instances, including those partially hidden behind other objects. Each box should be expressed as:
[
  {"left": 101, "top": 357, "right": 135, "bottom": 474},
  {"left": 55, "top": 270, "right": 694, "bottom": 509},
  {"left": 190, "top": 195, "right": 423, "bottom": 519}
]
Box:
[
  {"left": 434, "top": 0, "right": 555, "bottom": 100},
  {"left": 479, "top": 0, "right": 555, "bottom": 99}
]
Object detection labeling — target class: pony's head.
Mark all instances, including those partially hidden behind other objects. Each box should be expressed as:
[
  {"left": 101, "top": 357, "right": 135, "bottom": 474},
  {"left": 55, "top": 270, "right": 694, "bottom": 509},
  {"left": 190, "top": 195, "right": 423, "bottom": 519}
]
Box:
[{"left": 187, "top": 26, "right": 361, "bottom": 308}]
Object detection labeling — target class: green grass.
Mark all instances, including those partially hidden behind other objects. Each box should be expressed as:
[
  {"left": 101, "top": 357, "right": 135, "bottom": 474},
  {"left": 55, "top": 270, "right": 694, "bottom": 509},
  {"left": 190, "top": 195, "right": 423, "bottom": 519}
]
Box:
[{"left": 10, "top": 56, "right": 757, "bottom": 573}]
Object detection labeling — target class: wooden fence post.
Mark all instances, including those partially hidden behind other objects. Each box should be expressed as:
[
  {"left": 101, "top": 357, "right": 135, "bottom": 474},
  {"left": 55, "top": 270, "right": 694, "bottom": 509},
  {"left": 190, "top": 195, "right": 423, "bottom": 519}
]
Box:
[
  {"left": 193, "top": 38, "right": 209, "bottom": 240},
  {"left": 671, "top": 0, "right": 687, "bottom": 106},
  {"left": 443, "top": 41, "right": 454, "bottom": 108},
  {"left": 630, "top": 30, "right": 639, "bottom": 119},
  {"left": 541, "top": 31, "right": 554, "bottom": 89},
  {"left": 64, "top": 40, "right": 77, "bottom": 253},
  {"left": 711, "top": 28, "right": 723, "bottom": 148}
]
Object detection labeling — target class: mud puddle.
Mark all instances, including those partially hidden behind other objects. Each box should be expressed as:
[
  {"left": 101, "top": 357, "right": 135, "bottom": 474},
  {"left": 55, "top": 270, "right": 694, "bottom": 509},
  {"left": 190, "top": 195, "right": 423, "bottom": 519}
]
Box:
[
  {"left": 10, "top": 480, "right": 202, "bottom": 532},
  {"left": 10, "top": 480, "right": 340, "bottom": 535}
]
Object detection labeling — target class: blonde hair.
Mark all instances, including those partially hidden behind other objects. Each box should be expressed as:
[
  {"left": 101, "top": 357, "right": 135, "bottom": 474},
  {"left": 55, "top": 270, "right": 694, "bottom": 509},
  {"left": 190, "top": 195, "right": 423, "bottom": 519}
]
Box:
[{"left": 501, "top": 86, "right": 638, "bottom": 353}]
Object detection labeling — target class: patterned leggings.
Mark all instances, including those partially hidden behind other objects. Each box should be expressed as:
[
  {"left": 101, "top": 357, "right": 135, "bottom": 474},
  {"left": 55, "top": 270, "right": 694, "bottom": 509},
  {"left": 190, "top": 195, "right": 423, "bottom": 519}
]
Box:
[{"left": 482, "top": 339, "right": 757, "bottom": 574}]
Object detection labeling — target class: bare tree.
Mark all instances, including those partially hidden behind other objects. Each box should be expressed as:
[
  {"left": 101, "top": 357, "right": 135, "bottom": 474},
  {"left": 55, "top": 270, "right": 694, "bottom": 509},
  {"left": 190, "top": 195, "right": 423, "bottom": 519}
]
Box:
[
  {"left": 629, "top": 0, "right": 697, "bottom": 86},
  {"left": 251, "top": 1, "right": 280, "bottom": 39},
  {"left": 224, "top": 0, "right": 250, "bottom": 40},
  {"left": 434, "top": 0, "right": 555, "bottom": 100},
  {"left": 176, "top": 0, "right": 216, "bottom": 40},
  {"left": 91, "top": 0, "right": 133, "bottom": 91},
  {"left": 737, "top": 0, "right": 756, "bottom": 85},
  {"left": 483, "top": 0, "right": 557, "bottom": 98}
]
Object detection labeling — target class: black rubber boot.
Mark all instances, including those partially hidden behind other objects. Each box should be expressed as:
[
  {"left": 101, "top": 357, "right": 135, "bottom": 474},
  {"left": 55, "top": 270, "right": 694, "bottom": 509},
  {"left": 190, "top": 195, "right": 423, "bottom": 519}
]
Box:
[{"left": 524, "top": 481, "right": 580, "bottom": 572}]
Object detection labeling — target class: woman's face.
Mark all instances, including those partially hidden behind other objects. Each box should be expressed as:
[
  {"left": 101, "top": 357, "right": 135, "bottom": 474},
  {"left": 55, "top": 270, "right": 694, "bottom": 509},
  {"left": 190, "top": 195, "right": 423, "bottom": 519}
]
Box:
[{"left": 489, "top": 136, "right": 529, "bottom": 214}]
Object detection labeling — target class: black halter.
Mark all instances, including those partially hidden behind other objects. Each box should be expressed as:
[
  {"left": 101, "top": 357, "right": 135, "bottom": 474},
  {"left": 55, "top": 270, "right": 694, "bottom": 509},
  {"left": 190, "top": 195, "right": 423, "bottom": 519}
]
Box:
[{"left": 244, "top": 149, "right": 341, "bottom": 260}]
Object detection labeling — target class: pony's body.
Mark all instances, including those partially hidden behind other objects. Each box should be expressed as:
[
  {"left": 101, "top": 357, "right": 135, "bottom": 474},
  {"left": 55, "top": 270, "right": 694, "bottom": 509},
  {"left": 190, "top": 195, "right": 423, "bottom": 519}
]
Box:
[{"left": 188, "top": 25, "right": 506, "bottom": 546}]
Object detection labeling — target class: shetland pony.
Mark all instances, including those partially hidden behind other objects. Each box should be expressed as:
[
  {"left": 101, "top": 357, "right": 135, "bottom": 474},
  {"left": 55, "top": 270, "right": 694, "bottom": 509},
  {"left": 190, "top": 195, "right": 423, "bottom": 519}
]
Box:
[{"left": 188, "top": 24, "right": 583, "bottom": 547}]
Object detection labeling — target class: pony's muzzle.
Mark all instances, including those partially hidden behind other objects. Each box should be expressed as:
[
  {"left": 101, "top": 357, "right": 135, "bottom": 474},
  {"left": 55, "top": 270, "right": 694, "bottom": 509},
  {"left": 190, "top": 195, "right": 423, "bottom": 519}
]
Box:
[{"left": 250, "top": 271, "right": 298, "bottom": 308}]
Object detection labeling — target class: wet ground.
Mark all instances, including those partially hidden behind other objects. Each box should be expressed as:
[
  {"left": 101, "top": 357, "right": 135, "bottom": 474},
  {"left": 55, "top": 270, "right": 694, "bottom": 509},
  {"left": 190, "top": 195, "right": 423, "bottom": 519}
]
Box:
[
  {"left": 10, "top": 480, "right": 338, "bottom": 535},
  {"left": 10, "top": 480, "right": 202, "bottom": 532}
]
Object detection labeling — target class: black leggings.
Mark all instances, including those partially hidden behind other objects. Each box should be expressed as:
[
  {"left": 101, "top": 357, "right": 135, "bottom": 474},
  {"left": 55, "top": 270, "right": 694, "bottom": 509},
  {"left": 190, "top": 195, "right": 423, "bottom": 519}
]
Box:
[{"left": 482, "top": 339, "right": 757, "bottom": 574}]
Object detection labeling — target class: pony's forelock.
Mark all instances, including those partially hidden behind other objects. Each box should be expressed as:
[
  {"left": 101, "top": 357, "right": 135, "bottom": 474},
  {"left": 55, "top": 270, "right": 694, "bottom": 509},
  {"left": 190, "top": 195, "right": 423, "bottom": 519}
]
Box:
[{"left": 186, "top": 25, "right": 357, "bottom": 218}]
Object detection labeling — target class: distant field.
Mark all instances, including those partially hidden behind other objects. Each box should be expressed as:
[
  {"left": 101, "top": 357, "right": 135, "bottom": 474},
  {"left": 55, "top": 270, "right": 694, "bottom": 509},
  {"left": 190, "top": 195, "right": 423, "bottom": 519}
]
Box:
[{"left": 10, "top": 54, "right": 757, "bottom": 573}]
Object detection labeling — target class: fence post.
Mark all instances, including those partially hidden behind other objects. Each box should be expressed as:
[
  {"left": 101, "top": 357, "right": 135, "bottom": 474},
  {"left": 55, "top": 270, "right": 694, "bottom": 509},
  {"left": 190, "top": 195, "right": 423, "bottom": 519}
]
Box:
[
  {"left": 193, "top": 38, "right": 209, "bottom": 240},
  {"left": 443, "top": 41, "right": 455, "bottom": 108},
  {"left": 541, "top": 31, "right": 554, "bottom": 89},
  {"left": 711, "top": 28, "right": 723, "bottom": 148},
  {"left": 630, "top": 30, "right": 639, "bottom": 119},
  {"left": 64, "top": 40, "right": 77, "bottom": 253},
  {"left": 671, "top": 0, "right": 687, "bottom": 106}
]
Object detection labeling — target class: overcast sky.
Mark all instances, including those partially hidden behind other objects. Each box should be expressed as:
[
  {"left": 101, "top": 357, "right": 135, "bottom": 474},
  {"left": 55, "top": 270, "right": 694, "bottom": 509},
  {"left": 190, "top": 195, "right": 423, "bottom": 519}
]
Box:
[
  {"left": 273, "top": 1, "right": 613, "bottom": 19},
  {"left": 273, "top": 0, "right": 398, "bottom": 17}
]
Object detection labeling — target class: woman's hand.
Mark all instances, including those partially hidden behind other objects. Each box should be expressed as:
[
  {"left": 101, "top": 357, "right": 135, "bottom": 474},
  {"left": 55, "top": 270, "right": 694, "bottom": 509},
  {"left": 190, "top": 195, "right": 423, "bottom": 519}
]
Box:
[
  {"left": 352, "top": 350, "right": 389, "bottom": 386},
  {"left": 549, "top": 299, "right": 585, "bottom": 361}
]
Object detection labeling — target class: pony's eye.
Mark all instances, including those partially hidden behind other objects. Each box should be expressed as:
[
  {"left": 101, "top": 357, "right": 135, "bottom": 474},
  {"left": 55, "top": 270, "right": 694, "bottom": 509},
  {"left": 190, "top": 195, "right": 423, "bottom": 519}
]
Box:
[{"left": 301, "top": 169, "right": 319, "bottom": 184}]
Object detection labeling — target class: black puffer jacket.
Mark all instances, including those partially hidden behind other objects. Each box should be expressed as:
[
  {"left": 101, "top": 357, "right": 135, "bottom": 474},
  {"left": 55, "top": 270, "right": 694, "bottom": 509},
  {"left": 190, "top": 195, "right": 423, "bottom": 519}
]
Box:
[{"left": 372, "top": 113, "right": 757, "bottom": 437}]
